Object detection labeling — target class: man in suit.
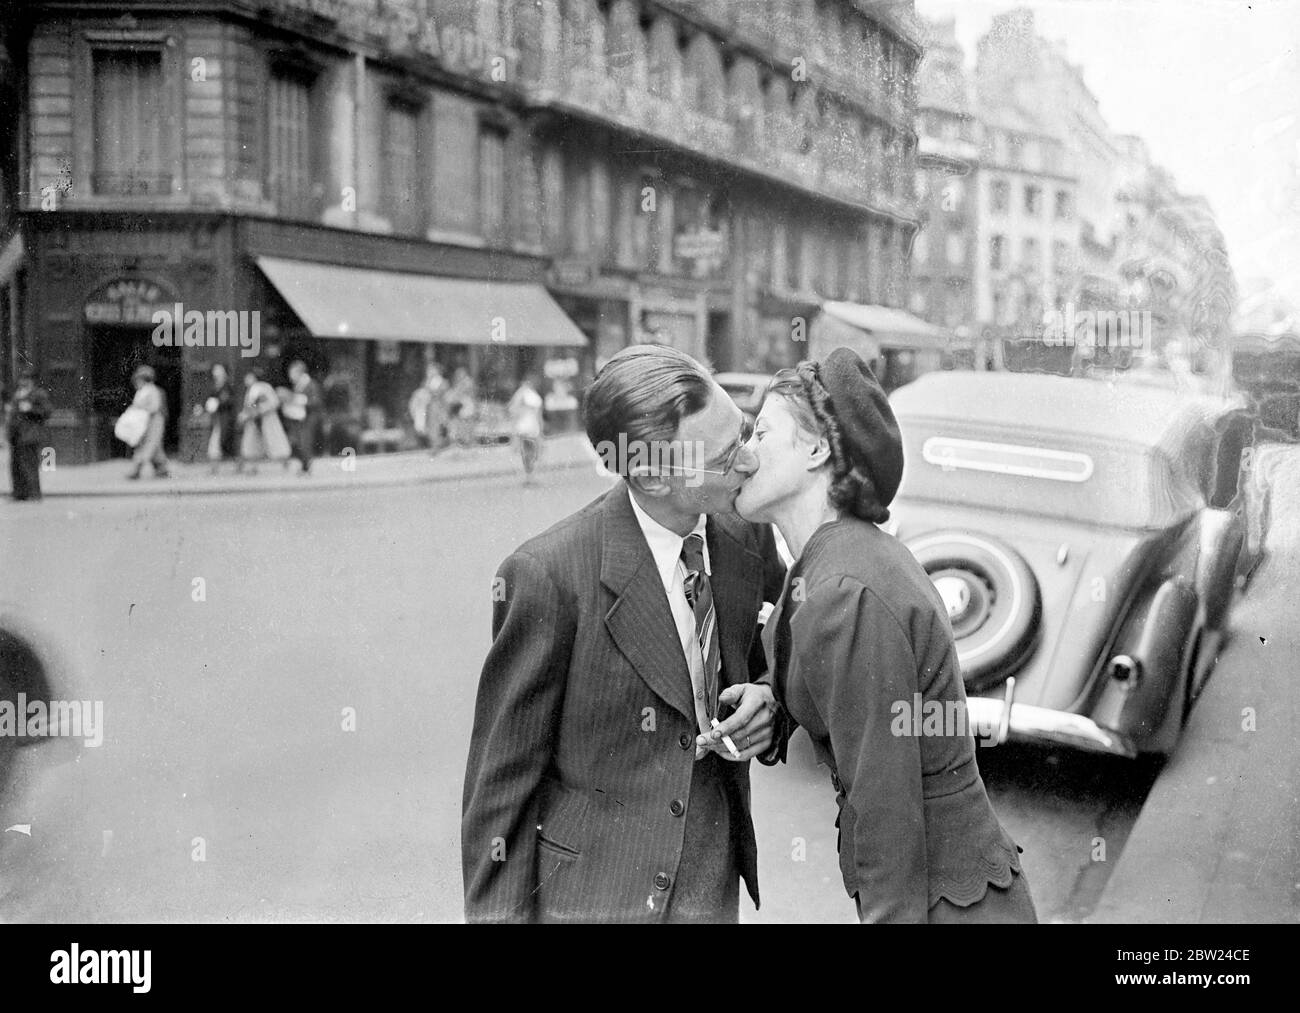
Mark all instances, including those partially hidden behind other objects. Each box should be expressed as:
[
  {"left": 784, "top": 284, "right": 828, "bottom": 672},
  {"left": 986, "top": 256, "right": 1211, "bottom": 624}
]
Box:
[
  {"left": 5, "top": 367, "right": 53, "bottom": 502},
  {"left": 285, "top": 360, "right": 323, "bottom": 476},
  {"left": 462, "top": 344, "right": 786, "bottom": 923}
]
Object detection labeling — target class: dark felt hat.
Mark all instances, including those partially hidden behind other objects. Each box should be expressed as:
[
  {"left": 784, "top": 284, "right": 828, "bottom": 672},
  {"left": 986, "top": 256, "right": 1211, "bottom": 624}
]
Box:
[{"left": 818, "top": 347, "right": 904, "bottom": 508}]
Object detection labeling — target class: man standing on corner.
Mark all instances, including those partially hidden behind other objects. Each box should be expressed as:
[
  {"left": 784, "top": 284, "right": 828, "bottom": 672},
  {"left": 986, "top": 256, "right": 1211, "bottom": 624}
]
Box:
[
  {"left": 462, "top": 344, "right": 786, "bottom": 923},
  {"left": 5, "top": 366, "right": 52, "bottom": 501}
]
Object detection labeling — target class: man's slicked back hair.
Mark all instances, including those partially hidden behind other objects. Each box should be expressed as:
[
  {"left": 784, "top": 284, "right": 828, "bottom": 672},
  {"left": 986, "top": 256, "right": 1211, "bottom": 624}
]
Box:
[{"left": 584, "top": 344, "right": 714, "bottom": 477}]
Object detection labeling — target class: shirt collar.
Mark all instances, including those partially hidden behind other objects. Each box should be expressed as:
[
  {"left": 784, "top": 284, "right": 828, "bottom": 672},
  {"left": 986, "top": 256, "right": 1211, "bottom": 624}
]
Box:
[{"left": 627, "top": 489, "right": 710, "bottom": 594}]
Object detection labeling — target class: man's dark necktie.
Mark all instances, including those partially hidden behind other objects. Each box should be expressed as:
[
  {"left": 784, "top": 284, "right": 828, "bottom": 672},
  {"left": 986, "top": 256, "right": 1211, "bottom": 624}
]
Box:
[{"left": 681, "top": 532, "right": 719, "bottom": 722}]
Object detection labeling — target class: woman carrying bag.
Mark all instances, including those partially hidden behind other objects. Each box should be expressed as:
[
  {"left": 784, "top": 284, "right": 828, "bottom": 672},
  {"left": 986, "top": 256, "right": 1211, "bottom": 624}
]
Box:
[{"left": 125, "top": 365, "right": 169, "bottom": 480}]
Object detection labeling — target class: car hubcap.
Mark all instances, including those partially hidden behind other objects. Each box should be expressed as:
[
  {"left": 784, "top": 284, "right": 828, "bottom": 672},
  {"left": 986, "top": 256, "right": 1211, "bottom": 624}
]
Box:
[{"left": 929, "top": 567, "right": 992, "bottom": 639}]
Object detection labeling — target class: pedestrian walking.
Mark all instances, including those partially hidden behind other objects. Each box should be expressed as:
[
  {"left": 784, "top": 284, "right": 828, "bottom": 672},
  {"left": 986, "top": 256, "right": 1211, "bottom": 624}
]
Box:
[
  {"left": 284, "top": 359, "right": 323, "bottom": 476},
  {"left": 237, "top": 366, "right": 291, "bottom": 474},
  {"left": 409, "top": 362, "right": 449, "bottom": 454},
  {"left": 507, "top": 372, "right": 544, "bottom": 485},
  {"left": 446, "top": 367, "right": 477, "bottom": 448},
  {"left": 5, "top": 366, "right": 52, "bottom": 501},
  {"left": 202, "top": 363, "right": 238, "bottom": 474},
  {"left": 126, "top": 365, "right": 169, "bottom": 480}
]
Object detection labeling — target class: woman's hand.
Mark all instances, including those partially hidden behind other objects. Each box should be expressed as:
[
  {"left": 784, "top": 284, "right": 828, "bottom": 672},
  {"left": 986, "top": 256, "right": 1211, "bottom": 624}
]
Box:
[{"left": 696, "top": 683, "right": 777, "bottom": 761}]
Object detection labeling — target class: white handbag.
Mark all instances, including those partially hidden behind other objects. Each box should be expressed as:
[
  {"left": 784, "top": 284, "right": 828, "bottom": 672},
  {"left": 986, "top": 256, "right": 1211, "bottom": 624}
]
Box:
[{"left": 113, "top": 405, "right": 150, "bottom": 447}]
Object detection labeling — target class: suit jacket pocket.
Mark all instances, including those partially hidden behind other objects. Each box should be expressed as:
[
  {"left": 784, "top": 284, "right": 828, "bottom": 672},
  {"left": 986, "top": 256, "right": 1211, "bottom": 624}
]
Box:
[{"left": 536, "top": 780, "right": 591, "bottom": 858}]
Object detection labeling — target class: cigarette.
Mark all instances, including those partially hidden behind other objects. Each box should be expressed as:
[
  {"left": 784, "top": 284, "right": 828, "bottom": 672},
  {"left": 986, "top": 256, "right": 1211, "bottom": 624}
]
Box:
[{"left": 711, "top": 718, "right": 742, "bottom": 759}]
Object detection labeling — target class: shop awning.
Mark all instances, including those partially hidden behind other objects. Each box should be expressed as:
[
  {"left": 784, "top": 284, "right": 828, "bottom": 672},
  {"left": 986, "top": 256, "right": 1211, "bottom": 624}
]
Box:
[
  {"left": 817, "top": 301, "right": 956, "bottom": 352},
  {"left": 256, "top": 257, "right": 588, "bottom": 347}
]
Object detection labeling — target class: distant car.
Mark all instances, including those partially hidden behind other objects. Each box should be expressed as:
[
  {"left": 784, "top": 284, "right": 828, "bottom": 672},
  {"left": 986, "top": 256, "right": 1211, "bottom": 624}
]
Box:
[
  {"left": 887, "top": 371, "right": 1259, "bottom": 758},
  {"left": 714, "top": 372, "right": 772, "bottom": 421}
]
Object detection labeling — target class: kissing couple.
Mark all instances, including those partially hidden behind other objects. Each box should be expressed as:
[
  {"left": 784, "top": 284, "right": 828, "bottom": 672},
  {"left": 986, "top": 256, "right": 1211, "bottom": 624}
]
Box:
[{"left": 462, "top": 343, "right": 1037, "bottom": 924}]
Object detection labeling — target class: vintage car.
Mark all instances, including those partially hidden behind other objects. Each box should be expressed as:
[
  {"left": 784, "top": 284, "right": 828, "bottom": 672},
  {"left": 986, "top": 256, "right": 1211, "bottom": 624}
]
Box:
[{"left": 886, "top": 371, "right": 1259, "bottom": 758}]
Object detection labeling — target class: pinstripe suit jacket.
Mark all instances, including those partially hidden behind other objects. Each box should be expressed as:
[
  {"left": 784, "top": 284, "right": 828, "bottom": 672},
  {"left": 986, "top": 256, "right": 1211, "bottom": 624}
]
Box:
[{"left": 462, "top": 482, "right": 786, "bottom": 923}]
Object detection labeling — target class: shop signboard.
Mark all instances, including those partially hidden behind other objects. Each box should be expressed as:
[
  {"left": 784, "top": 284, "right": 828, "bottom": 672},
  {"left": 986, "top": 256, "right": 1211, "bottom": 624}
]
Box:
[
  {"left": 83, "top": 277, "right": 178, "bottom": 326},
  {"left": 270, "top": 0, "right": 519, "bottom": 84}
]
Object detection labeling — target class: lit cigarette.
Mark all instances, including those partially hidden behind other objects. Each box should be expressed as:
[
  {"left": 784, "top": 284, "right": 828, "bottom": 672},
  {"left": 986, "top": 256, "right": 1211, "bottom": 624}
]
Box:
[{"left": 710, "top": 718, "right": 741, "bottom": 759}]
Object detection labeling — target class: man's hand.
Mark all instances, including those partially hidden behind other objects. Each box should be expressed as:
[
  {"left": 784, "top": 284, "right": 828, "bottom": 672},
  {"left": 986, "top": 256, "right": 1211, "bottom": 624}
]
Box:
[{"left": 696, "top": 683, "right": 776, "bottom": 761}]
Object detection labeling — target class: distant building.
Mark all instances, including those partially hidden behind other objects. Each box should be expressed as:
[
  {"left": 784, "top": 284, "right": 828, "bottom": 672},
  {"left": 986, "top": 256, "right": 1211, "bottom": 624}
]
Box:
[
  {"left": 911, "top": 17, "right": 981, "bottom": 368},
  {"left": 1113, "top": 133, "right": 1237, "bottom": 384},
  {"left": 0, "top": 0, "right": 923, "bottom": 463},
  {"left": 976, "top": 7, "right": 1121, "bottom": 309}
]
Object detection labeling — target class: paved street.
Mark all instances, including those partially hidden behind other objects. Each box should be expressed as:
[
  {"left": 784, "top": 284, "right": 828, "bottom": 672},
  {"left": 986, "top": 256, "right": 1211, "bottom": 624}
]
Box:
[{"left": 0, "top": 449, "right": 1295, "bottom": 923}]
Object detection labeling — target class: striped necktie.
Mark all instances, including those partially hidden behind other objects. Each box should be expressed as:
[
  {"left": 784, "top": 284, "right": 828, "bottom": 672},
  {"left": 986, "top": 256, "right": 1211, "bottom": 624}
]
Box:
[{"left": 681, "top": 532, "right": 719, "bottom": 723}]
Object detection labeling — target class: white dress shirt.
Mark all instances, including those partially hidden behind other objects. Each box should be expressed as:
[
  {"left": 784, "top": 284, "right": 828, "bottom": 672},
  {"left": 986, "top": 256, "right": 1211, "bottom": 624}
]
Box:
[{"left": 628, "top": 492, "right": 716, "bottom": 748}]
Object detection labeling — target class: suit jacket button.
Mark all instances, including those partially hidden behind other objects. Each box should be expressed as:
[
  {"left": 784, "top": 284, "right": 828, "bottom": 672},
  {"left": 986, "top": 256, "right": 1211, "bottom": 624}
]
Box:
[
  {"left": 669, "top": 799, "right": 685, "bottom": 817},
  {"left": 678, "top": 733, "right": 692, "bottom": 750},
  {"left": 654, "top": 872, "right": 671, "bottom": 891}
]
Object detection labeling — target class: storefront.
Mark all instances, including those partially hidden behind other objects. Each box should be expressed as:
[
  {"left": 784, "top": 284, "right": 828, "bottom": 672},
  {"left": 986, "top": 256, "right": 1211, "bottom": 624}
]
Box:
[
  {"left": 14, "top": 212, "right": 237, "bottom": 465},
  {"left": 253, "top": 255, "right": 589, "bottom": 449},
  {"left": 809, "top": 300, "right": 960, "bottom": 393},
  {"left": 15, "top": 211, "right": 585, "bottom": 463}
]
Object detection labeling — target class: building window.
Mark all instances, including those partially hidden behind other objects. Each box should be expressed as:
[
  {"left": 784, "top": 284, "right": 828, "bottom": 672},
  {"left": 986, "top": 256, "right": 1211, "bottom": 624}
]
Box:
[
  {"left": 92, "top": 48, "right": 166, "bottom": 195},
  {"left": 1024, "top": 185, "right": 1041, "bottom": 216},
  {"left": 989, "top": 234, "right": 1005, "bottom": 270},
  {"left": 1055, "top": 190, "right": 1072, "bottom": 219},
  {"left": 990, "top": 179, "right": 1009, "bottom": 214},
  {"left": 267, "top": 66, "right": 315, "bottom": 219},
  {"left": 1022, "top": 237, "right": 1039, "bottom": 271},
  {"left": 945, "top": 232, "right": 963, "bottom": 265},
  {"left": 479, "top": 125, "right": 507, "bottom": 242},
  {"left": 384, "top": 99, "right": 423, "bottom": 235},
  {"left": 942, "top": 176, "right": 964, "bottom": 212}
]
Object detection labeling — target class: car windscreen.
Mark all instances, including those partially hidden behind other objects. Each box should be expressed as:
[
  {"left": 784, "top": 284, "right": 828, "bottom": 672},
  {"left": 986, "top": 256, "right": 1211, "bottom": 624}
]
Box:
[{"left": 895, "top": 423, "right": 1206, "bottom": 529}]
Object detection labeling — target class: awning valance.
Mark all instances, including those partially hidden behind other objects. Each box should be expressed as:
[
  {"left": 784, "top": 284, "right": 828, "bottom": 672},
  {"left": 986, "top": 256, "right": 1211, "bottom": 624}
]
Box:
[
  {"left": 816, "top": 300, "right": 956, "bottom": 353},
  {"left": 256, "top": 257, "right": 588, "bottom": 348}
]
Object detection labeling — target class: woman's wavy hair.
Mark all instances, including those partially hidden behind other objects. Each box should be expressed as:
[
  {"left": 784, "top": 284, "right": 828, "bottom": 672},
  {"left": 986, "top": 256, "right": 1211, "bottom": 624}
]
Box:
[{"left": 764, "top": 361, "right": 891, "bottom": 525}]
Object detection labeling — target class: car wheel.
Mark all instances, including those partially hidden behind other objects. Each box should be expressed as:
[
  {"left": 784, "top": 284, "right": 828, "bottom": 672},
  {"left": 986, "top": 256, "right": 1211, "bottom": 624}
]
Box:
[{"left": 905, "top": 531, "right": 1041, "bottom": 691}]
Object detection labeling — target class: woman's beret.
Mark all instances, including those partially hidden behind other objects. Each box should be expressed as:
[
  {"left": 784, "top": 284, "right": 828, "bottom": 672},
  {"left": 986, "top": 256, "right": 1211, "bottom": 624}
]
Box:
[{"left": 818, "top": 347, "right": 904, "bottom": 508}]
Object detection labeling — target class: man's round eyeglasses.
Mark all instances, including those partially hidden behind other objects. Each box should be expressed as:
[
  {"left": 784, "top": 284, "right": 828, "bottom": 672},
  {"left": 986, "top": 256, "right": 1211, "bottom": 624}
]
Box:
[{"left": 659, "top": 419, "right": 754, "bottom": 476}]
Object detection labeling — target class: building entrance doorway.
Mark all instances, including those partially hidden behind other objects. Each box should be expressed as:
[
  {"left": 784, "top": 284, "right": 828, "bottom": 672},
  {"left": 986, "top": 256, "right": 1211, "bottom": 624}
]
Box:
[{"left": 89, "top": 325, "right": 183, "bottom": 459}]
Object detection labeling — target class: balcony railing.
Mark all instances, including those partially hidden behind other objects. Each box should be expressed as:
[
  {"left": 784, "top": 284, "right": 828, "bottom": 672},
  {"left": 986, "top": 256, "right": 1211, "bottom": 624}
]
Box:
[{"left": 545, "top": 63, "right": 914, "bottom": 218}]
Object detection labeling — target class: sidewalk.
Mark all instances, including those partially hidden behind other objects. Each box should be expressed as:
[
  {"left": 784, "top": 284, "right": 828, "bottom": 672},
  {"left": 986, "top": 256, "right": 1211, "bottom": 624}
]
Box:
[
  {"left": 0, "top": 432, "right": 600, "bottom": 498},
  {"left": 1091, "top": 443, "right": 1300, "bottom": 923}
]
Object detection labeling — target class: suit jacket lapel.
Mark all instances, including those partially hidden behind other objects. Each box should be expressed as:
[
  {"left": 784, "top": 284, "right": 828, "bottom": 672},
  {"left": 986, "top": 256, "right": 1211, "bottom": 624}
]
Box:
[{"left": 601, "top": 485, "right": 696, "bottom": 723}]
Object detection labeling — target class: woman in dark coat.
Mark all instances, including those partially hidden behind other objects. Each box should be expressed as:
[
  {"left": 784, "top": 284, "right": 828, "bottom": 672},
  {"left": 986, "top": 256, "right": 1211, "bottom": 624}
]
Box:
[
  {"left": 5, "top": 367, "right": 52, "bottom": 501},
  {"left": 731, "top": 347, "right": 1037, "bottom": 923}
]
